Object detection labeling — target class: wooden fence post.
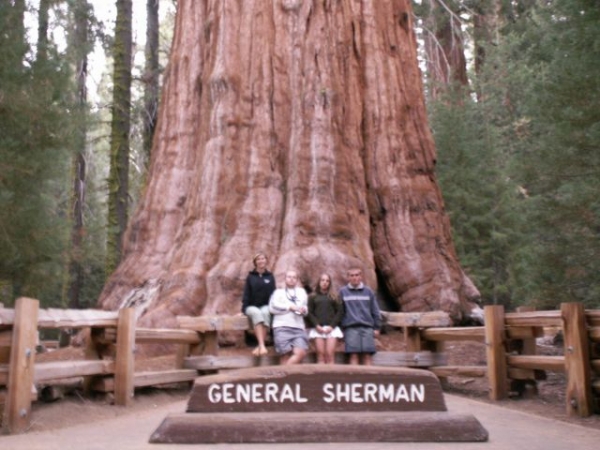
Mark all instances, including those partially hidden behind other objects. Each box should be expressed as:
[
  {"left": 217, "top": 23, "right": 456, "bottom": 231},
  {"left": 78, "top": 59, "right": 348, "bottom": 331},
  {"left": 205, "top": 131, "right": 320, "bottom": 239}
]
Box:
[
  {"left": 561, "top": 302, "right": 593, "bottom": 417},
  {"left": 485, "top": 305, "right": 508, "bottom": 400},
  {"left": 114, "top": 308, "right": 135, "bottom": 406},
  {"left": 403, "top": 326, "right": 422, "bottom": 353},
  {"left": 175, "top": 343, "right": 191, "bottom": 369},
  {"left": 509, "top": 306, "right": 545, "bottom": 394},
  {"left": 2, "top": 297, "right": 39, "bottom": 434},
  {"left": 515, "top": 306, "right": 539, "bottom": 355}
]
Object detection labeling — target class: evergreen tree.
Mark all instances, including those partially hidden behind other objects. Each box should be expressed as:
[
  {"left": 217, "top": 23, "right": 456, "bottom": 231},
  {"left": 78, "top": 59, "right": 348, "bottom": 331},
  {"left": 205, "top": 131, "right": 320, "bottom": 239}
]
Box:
[
  {"left": 65, "top": 0, "right": 93, "bottom": 309},
  {"left": 142, "top": 0, "right": 159, "bottom": 165},
  {"left": 510, "top": 0, "right": 600, "bottom": 308},
  {"left": 106, "top": 0, "right": 133, "bottom": 274},
  {"left": 432, "top": 88, "right": 521, "bottom": 307},
  {"left": 0, "top": 0, "right": 75, "bottom": 305}
]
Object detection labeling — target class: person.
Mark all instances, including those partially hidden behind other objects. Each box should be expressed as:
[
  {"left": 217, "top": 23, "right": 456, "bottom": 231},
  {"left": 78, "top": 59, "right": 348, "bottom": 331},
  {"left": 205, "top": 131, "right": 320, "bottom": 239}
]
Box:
[
  {"left": 269, "top": 269, "right": 309, "bottom": 365},
  {"left": 306, "top": 273, "right": 344, "bottom": 364},
  {"left": 339, "top": 266, "right": 381, "bottom": 365},
  {"left": 241, "top": 252, "right": 276, "bottom": 356}
]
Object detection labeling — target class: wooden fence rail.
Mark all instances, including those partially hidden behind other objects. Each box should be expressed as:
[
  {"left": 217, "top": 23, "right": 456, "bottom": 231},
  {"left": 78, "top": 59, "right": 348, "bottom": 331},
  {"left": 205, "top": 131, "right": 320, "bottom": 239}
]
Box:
[{"left": 1, "top": 298, "right": 599, "bottom": 434}]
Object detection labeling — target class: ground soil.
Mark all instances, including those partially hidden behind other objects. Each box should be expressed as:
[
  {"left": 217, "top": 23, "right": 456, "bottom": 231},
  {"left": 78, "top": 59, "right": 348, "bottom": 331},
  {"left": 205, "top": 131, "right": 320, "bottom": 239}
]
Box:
[{"left": 14, "top": 328, "right": 600, "bottom": 433}]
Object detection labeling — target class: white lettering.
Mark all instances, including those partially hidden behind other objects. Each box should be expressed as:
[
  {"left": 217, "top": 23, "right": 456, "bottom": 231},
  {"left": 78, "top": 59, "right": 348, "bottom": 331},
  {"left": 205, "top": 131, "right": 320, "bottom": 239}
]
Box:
[
  {"left": 337, "top": 383, "right": 351, "bottom": 402},
  {"left": 222, "top": 383, "right": 234, "bottom": 403},
  {"left": 264, "top": 383, "right": 278, "bottom": 403},
  {"left": 351, "top": 383, "right": 363, "bottom": 403},
  {"left": 295, "top": 384, "right": 308, "bottom": 403},
  {"left": 206, "top": 381, "right": 426, "bottom": 405},
  {"left": 364, "top": 383, "right": 378, "bottom": 402},
  {"left": 379, "top": 384, "right": 395, "bottom": 402},
  {"left": 322, "top": 383, "right": 334, "bottom": 403},
  {"left": 252, "top": 383, "right": 264, "bottom": 403},
  {"left": 280, "top": 384, "right": 295, "bottom": 402},
  {"left": 237, "top": 384, "right": 251, "bottom": 403},
  {"left": 411, "top": 384, "right": 425, "bottom": 403},
  {"left": 208, "top": 384, "right": 220, "bottom": 403},
  {"left": 395, "top": 384, "right": 409, "bottom": 402}
]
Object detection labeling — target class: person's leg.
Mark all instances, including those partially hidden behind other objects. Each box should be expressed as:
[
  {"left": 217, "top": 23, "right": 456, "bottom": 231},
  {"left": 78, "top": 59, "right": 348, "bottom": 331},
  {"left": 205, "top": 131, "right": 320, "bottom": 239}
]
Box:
[
  {"left": 314, "top": 338, "right": 326, "bottom": 363},
  {"left": 256, "top": 305, "right": 271, "bottom": 355},
  {"left": 254, "top": 323, "right": 268, "bottom": 355},
  {"left": 285, "top": 346, "right": 307, "bottom": 365},
  {"left": 244, "top": 306, "right": 263, "bottom": 355},
  {"left": 361, "top": 352, "right": 373, "bottom": 366},
  {"left": 325, "top": 337, "right": 337, "bottom": 364},
  {"left": 348, "top": 353, "right": 359, "bottom": 365},
  {"left": 279, "top": 353, "right": 290, "bottom": 365}
]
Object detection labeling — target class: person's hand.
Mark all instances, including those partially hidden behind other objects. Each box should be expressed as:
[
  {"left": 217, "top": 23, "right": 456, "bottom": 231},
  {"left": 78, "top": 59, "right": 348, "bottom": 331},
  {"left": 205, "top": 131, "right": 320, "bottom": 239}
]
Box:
[{"left": 374, "top": 329, "right": 380, "bottom": 337}]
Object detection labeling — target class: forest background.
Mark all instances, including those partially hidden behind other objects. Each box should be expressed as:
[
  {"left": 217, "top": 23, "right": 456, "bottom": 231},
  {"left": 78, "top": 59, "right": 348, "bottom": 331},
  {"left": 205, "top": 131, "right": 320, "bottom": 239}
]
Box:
[{"left": 0, "top": 0, "right": 598, "bottom": 313}]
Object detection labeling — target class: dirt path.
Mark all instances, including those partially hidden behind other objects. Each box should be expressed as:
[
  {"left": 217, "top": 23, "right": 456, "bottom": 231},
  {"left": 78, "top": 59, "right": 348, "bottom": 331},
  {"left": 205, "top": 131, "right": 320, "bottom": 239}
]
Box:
[{"left": 1, "top": 393, "right": 599, "bottom": 450}]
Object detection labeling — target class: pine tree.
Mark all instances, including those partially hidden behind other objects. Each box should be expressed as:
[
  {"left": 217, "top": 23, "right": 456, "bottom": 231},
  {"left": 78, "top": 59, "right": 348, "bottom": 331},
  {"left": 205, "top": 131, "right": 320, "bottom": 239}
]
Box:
[
  {"left": 106, "top": 0, "right": 133, "bottom": 274},
  {"left": 0, "top": 0, "right": 75, "bottom": 305},
  {"left": 142, "top": 0, "right": 159, "bottom": 165},
  {"left": 512, "top": 0, "right": 600, "bottom": 308}
]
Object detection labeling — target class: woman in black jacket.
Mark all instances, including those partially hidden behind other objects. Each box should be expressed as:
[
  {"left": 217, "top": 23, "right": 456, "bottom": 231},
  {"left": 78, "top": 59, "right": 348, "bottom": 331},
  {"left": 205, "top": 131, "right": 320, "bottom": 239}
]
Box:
[{"left": 242, "top": 252, "right": 276, "bottom": 356}]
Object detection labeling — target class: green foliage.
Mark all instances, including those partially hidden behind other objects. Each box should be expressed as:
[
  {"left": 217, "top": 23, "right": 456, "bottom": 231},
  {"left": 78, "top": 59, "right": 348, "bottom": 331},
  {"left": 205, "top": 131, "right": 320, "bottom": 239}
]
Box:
[
  {"left": 510, "top": 0, "right": 600, "bottom": 308},
  {"left": 0, "top": 5, "right": 74, "bottom": 306},
  {"left": 431, "top": 88, "right": 522, "bottom": 308},
  {"left": 432, "top": 0, "right": 600, "bottom": 310}
]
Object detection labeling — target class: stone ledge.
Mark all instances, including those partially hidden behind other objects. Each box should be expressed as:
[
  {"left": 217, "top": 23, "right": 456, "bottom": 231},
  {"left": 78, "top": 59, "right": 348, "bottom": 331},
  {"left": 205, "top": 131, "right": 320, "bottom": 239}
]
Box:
[{"left": 150, "top": 411, "right": 489, "bottom": 443}]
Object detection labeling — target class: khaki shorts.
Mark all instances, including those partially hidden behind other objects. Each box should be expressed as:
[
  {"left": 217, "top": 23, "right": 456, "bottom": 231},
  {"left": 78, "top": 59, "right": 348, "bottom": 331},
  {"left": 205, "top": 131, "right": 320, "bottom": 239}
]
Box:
[
  {"left": 244, "top": 305, "right": 271, "bottom": 328},
  {"left": 273, "top": 327, "right": 309, "bottom": 355}
]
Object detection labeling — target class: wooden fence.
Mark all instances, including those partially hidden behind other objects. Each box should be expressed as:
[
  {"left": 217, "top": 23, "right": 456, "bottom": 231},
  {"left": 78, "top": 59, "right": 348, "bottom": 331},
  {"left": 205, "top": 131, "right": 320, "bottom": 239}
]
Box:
[{"left": 1, "top": 297, "right": 599, "bottom": 434}]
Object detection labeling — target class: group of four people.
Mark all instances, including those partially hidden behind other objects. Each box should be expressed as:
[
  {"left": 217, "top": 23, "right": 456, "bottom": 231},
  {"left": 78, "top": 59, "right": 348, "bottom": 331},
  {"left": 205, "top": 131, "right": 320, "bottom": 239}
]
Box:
[{"left": 241, "top": 252, "right": 381, "bottom": 365}]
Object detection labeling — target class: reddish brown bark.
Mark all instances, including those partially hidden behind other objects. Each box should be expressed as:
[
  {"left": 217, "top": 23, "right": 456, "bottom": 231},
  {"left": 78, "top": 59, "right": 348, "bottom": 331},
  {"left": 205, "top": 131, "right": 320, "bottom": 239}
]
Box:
[{"left": 98, "top": 0, "right": 480, "bottom": 332}]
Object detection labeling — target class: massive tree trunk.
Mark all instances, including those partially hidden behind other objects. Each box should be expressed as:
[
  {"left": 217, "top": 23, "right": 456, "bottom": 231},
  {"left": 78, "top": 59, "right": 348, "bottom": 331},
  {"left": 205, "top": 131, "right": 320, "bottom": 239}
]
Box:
[{"left": 98, "top": 0, "right": 480, "bottom": 331}]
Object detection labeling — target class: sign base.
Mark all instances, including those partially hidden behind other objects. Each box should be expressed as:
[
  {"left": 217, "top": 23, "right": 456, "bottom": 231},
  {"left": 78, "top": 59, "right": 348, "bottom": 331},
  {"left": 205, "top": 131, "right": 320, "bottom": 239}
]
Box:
[{"left": 149, "top": 365, "right": 488, "bottom": 443}]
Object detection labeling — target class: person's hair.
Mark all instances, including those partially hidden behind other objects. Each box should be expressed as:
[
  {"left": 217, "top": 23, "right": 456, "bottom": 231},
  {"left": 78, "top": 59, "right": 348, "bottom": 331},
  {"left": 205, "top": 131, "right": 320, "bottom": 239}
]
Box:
[
  {"left": 313, "top": 273, "right": 339, "bottom": 302},
  {"left": 347, "top": 266, "right": 363, "bottom": 276},
  {"left": 252, "top": 252, "right": 268, "bottom": 268}
]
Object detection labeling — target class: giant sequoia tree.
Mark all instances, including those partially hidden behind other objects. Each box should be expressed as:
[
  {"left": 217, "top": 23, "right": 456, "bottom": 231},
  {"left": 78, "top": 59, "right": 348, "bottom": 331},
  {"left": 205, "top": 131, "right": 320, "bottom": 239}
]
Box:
[{"left": 98, "top": 0, "right": 481, "bottom": 330}]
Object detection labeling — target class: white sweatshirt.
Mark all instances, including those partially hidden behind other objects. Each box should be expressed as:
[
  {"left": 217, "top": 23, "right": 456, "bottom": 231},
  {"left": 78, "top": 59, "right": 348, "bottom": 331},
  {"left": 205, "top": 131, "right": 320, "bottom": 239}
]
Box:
[{"left": 269, "top": 287, "right": 308, "bottom": 329}]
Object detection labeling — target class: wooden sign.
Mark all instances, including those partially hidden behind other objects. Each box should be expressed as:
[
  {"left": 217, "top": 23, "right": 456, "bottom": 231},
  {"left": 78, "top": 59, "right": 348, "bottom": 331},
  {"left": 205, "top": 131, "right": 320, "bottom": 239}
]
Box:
[
  {"left": 186, "top": 365, "right": 445, "bottom": 413},
  {"left": 150, "top": 365, "right": 488, "bottom": 444}
]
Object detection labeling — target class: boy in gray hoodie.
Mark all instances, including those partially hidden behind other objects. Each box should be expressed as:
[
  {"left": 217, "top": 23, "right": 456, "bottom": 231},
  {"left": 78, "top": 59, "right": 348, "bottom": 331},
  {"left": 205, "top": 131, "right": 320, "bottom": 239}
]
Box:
[{"left": 339, "top": 267, "right": 381, "bottom": 365}]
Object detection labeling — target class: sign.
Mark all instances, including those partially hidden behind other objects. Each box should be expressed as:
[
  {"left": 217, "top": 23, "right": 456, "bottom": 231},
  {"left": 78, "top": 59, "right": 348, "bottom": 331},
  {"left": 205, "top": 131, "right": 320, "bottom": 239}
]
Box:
[
  {"left": 151, "top": 365, "right": 488, "bottom": 444},
  {"left": 186, "top": 365, "right": 446, "bottom": 413}
]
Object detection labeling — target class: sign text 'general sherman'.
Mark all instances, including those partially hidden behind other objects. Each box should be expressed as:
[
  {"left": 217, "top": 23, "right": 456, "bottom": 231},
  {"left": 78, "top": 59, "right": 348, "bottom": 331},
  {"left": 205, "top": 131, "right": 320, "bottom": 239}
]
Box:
[
  {"left": 153, "top": 365, "right": 489, "bottom": 444},
  {"left": 186, "top": 365, "right": 446, "bottom": 413},
  {"left": 207, "top": 381, "right": 426, "bottom": 404}
]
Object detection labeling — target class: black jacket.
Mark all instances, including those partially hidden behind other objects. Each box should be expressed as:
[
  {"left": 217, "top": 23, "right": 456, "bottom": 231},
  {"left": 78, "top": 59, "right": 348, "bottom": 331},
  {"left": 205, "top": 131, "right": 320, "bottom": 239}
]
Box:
[
  {"left": 241, "top": 270, "right": 276, "bottom": 312},
  {"left": 306, "top": 293, "right": 344, "bottom": 328}
]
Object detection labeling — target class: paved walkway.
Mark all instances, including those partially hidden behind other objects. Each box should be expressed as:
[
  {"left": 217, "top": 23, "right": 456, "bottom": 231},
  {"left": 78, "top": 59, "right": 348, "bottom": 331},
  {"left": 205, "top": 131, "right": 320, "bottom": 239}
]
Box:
[{"left": 1, "top": 394, "right": 598, "bottom": 450}]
